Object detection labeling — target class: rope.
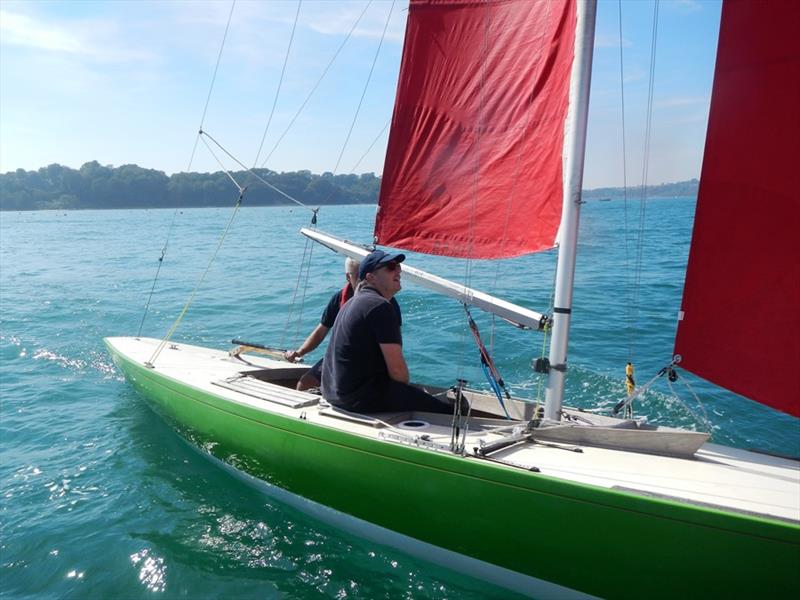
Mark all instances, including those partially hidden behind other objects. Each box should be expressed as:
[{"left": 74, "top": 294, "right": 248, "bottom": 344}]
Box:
[
  {"left": 281, "top": 235, "right": 314, "bottom": 349},
  {"left": 137, "top": 244, "right": 167, "bottom": 338},
  {"left": 147, "top": 191, "right": 245, "bottom": 367},
  {"left": 259, "top": 0, "right": 374, "bottom": 169},
  {"left": 332, "top": 1, "right": 395, "bottom": 174},
  {"left": 449, "top": 380, "right": 473, "bottom": 455},
  {"left": 464, "top": 305, "right": 512, "bottom": 419},
  {"left": 252, "top": 0, "right": 302, "bottom": 169},
  {"left": 200, "top": 134, "right": 245, "bottom": 193},
  {"left": 200, "top": 129, "right": 315, "bottom": 214},
  {"left": 205, "top": 130, "right": 320, "bottom": 351},
  {"left": 189, "top": 0, "right": 237, "bottom": 169},
  {"left": 631, "top": 0, "right": 660, "bottom": 352},
  {"left": 617, "top": 0, "right": 633, "bottom": 361},
  {"left": 348, "top": 119, "right": 390, "bottom": 173},
  {"left": 137, "top": 0, "right": 236, "bottom": 337},
  {"left": 665, "top": 376, "right": 711, "bottom": 432},
  {"left": 291, "top": 239, "right": 316, "bottom": 348}
]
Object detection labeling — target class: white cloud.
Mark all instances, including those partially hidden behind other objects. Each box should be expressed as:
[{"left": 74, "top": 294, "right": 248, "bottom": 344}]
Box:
[
  {"left": 594, "top": 34, "right": 632, "bottom": 50},
  {"left": 0, "top": 8, "right": 154, "bottom": 63},
  {"left": 671, "top": 0, "right": 703, "bottom": 14},
  {"left": 1, "top": 10, "right": 85, "bottom": 53},
  {"left": 303, "top": 2, "right": 406, "bottom": 42}
]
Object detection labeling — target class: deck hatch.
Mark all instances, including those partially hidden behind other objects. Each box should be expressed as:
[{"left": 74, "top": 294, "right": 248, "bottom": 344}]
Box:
[{"left": 213, "top": 375, "right": 319, "bottom": 408}]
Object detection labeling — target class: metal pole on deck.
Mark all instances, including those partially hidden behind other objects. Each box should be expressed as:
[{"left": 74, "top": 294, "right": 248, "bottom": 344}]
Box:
[{"left": 540, "top": 0, "right": 597, "bottom": 423}]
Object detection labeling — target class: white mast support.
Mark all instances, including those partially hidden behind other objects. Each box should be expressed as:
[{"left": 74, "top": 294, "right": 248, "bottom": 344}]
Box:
[
  {"left": 541, "top": 0, "right": 598, "bottom": 422},
  {"left": 301, "top": 228, "right": 547, "bottom": 330}
]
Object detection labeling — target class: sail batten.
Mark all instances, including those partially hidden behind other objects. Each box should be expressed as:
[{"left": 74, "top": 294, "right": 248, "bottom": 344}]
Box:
[
  {"left": 674, "top": 0, "right": 800, "bottom": 418},
  {"left": 375, "top": 0, "right": 577, "bottom": 259}
]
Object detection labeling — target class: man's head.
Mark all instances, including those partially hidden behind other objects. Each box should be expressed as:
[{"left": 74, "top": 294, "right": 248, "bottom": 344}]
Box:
[
  {"left": 359, "top": 249, "right": 405, "bottom": 298},
  {"left": 344, "top": 257, "right": 360, "bottom": 289}
]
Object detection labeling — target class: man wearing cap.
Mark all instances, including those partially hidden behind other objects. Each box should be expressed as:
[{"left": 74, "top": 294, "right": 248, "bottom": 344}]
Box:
[
  {"left": 320, "top": 249, "right": 452, "bottom": 414},
  {"left": 285, "top": 257, "right": 401, "bottom": 391}
]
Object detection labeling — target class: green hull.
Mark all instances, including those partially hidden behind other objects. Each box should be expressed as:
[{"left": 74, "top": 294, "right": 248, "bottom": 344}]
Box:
[{"left": 107, "top": 341, "right": 800, "bottom": 599}]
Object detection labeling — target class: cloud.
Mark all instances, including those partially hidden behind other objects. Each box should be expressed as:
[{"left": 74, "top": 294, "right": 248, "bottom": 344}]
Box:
[
  {"left": 167, "top": 1, "right": 407, "bottom": 45},
  {"left": 672, "top": 0, "right": 703, "bottom": 14},
  {"left": 0, "top": 8, "right": 154, "bottom": 62},
  {"left": 595, "top": 34, "right": 632, "bottom": 50},
  {"left": 303, "top": 2, "right": 406, "bottom": 43},
  {"left": 0, "top": 10, "right": 84, "bottom": 53}
]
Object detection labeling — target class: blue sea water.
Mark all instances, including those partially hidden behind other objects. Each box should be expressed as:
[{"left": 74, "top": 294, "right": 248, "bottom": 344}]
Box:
[{"left": 1, "top": 200, "right": 797, "bottom": 598}]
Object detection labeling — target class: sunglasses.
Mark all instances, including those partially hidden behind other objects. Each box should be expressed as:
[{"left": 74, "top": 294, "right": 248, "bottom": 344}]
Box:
[{"left": 379, "top": 261, "right": 400, "bottom": 272}]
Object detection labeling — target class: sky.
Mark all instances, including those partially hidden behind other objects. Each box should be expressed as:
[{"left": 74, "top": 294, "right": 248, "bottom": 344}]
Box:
[{"left": 0, "top": 0, "right": 722, "bottom": 189}]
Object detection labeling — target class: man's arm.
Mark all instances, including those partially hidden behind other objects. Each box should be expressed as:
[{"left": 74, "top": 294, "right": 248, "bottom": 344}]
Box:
[
  {"left": 286, "top": 323, "right": 329, "bottom": 362},
  {"left": 379, "top": 343, "right": 409, "bottom": 383}
]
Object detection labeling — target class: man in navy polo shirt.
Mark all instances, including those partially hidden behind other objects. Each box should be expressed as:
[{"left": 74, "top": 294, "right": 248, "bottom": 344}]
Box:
[
  {"left": 321, "top": 249, "right": 453, "bottom": 414},
  {"left": 285, "top": 257, "right": 401, "bottom": 391}
]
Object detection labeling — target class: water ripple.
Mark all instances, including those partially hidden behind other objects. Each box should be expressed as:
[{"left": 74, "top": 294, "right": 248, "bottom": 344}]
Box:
[{"left": 1, "top": 203, "right": 793, "bottom": 599}]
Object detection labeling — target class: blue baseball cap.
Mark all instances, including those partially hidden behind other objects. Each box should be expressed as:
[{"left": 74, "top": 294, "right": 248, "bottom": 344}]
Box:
[{"left": 359, "top": 249, "right": 406, "bottom": 280}]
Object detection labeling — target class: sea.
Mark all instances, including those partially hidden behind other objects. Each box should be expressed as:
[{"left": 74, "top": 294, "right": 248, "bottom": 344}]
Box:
[{"left": 1, "top": 200, "right": 797, "bottom": 599}]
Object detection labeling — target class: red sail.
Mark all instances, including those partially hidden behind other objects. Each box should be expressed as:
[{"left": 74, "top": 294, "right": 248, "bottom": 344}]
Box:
[
  {"left": 375, "top": 0, "right": 577, "bottom": 258},
  {"left": 674, "top": 0, "right": 800, "bottom": 417}
]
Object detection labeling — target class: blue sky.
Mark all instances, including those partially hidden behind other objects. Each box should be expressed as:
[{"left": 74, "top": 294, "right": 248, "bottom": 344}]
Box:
[{"left": 0, "top": 0, "right": 721, "bottom": 188}]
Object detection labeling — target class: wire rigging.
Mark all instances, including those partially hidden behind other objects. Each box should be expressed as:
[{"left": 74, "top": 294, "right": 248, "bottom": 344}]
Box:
[
  {"left": 137, "top": 0, "right": 237, "bottom": 338},
  {"left": 281, "top": 3, "right": 393, "bottom": 347},
  {"left": 281, "top": 236, "right": 315, "bottom": 349},
  {"left": 617, "top": 0, "right": 634, "bottom": 361},
  {"left": 199, "top": 129, "right": 315, "bottom": 214},
  {"left": 252, "top": 0, "right": 302, "bottom": 169},
  {"left": 631, "top": 0, "right": 660, "bottom": 351},
  {"left": 189, "top": 0, "right": 238, "bottom": 170},
  {"left": 200, "top": 134, "right": 246, "bottom": 193},
  {"left": 137, "top": 242, "right": 168, "bottom": 338},
  {"left": 348, "top": 118, "right": 390, "bottom": 174},
  {"left": 259, "top": 0, "right": 374, "bottom": 169},
  {"left": 332, "top": 1, "right": 395, "bottom": 174},
  {"left": 147, "top": 192, "right": 245, "bottom": 367}
]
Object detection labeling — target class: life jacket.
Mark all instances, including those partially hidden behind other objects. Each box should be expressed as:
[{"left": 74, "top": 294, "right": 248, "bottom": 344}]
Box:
[{"left": 339, "top": 283, "right": 355, "bottom": 309}]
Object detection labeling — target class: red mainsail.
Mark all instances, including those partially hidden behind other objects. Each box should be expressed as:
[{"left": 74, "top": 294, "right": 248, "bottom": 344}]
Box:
[
  {"left": 375, "top": 0, "right": 577, "bottom": 258},
  {"left": 674, "top": 0, "right": 800, "bottom": 417}
]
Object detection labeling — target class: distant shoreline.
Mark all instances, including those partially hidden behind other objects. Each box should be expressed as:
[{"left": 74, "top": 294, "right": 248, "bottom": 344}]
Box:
[{"left": 0, "top": 161, "right": 698, "bottom": 211}]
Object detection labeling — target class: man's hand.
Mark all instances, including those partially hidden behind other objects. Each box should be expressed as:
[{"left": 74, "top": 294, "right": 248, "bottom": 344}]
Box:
[{"left": 285, "top": 349, "right": 302, "bottom": 362}]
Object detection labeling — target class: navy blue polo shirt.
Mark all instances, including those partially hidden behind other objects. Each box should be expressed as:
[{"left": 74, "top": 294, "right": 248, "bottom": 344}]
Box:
[{"left": 320, "top": 286, "right": 402, "bottom": 408}]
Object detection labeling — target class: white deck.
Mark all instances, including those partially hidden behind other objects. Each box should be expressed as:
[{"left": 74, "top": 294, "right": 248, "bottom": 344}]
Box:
[{"left": 108, "top": 337, "right": 800, "bottom": 523}]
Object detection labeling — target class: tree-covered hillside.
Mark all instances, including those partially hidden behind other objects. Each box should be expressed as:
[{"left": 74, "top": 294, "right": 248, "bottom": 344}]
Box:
[{"left": 0, "top": 162, "right": 381, "bottom": 211}]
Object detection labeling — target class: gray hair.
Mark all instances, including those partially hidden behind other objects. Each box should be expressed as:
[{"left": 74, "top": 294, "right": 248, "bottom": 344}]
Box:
[{"left": 344, "top": 257, "right": 359, "bottom": 272}]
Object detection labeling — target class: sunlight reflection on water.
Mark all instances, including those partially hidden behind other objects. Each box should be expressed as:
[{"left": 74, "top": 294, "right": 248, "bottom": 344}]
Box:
[{"left": 130, "top": 549, "right": 167, "bottom": 593}]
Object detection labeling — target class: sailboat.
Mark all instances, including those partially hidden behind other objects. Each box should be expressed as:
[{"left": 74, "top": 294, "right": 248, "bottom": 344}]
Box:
[{"left": 105, "top": 1, "right": 799, "bottom": 598}]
